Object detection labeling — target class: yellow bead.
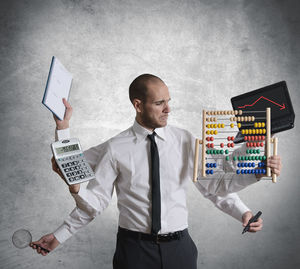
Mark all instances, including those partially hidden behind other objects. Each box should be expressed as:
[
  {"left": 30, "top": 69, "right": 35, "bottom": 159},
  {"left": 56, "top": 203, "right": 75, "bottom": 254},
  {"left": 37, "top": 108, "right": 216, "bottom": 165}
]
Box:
[
  {"left": 258, "top": 122, "right": 262, "bottom": 128},
  {"left": 221, "top": 123, "right": 225, "bottom": 128},
  {"left": 206, "top": 130, "right": 210, "bottom": 135},
  {"left": 242, "top": 129, "right": 245, "bottom": 134},
  {"left": 214, "top": 130, "right": 218, "bottom": 135},
  {"left": 262, "top": 122, "right": 265, "bottom": 127},
  {"left": 249, "top": 129, "right": 252, "bottom": 134},
  {"left": 245, "top": 129, "right": 249, "bottom": 135},
  {"left": 218, "top": 123, "right": 221, "bottom": 128},
  {"left": 263, "top": 129, "right": 266, "bottom": 134},
  {"left": 259, "top": 129, "right": 262, "bottom": 134},
  {"left": 254, "top": 122, "right": 258, "bottom": 128},
  {"left": 256, "top": 129, "right": 259, "bottom": 134},
  {"left": 230, "top": 123, "right": 234, "bottom": 128},
  {"left": 213, "top": 124, "right": 217, "bottom": 128},
  {"left": 237, "top": 123, "right": 241, "bottom": 128}
]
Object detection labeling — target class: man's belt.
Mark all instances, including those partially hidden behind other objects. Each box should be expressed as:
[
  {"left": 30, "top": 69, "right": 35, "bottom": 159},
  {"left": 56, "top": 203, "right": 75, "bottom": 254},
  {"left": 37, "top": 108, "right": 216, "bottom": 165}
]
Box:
[{"left": 118, "top": 227, "right": 188, "bottom": 243}]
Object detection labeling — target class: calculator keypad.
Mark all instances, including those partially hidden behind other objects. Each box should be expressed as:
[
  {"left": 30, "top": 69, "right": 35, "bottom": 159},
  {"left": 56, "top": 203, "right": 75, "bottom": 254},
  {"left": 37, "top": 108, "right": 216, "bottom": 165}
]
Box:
[{"left": 57, "top": 153, "right": 94, "bottom": 183}]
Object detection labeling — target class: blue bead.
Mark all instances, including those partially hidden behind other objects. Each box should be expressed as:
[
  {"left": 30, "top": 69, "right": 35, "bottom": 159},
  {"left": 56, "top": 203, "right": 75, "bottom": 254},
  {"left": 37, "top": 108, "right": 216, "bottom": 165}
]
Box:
[
  {"left": 248, "top": 163, "right": 251, "bottom": 167},
  {"left": 236, "top": 170, "right": 240, "bottom": 174},
  {"left": 213, "top": 163, "right": 217, "bottom": 168},
  {"left": 262, "top": 169, "right": 266, "bottom": 174},
  {"left": 206, "top": 163, "right": 210, "bottom": 168},
  {"left": 255, "top": 169, "right": 259, "bottom": 174},
  {"left": 251, "top": 169, "right": 255, "bottom": 174},
  {"left": 210, "top": 170, "right": 214, "bottom": 174},
  {"left": 241, "top": 170, "right": 244, "bottom": 174},
  {"left": 206, "top": 170, "right": 210, "bottom": 174},
  {"left": 252, "top": 162, "right": 255, "bottom": 167}
]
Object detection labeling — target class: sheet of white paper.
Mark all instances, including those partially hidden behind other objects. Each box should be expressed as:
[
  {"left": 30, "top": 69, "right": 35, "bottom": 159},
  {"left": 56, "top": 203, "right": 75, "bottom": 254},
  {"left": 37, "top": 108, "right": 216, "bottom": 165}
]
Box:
[{"left": 42, "top": 57, "right": 72, "bottom": 120}]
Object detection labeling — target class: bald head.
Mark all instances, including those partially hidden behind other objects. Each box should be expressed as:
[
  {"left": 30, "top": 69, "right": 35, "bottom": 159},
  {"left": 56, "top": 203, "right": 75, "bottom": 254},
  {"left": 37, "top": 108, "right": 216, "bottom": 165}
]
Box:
[{"left": 129, "top": 74, "right": 165, "bottom": 104}]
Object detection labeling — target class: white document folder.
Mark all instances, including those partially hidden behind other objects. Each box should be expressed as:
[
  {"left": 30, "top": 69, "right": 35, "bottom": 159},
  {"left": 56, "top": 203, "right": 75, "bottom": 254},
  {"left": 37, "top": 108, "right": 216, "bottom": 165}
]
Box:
[{"left": 42, "top": 56, "right": 73, "bottom": 120}]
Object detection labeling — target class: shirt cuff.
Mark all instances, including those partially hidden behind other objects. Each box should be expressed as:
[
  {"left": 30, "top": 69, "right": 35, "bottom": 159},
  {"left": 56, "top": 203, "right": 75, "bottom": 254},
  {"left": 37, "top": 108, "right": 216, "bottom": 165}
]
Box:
[
  {"left": 55, "top": 128, "right": 71, "bottom": 141},
  {"left": 230, "top": 200, "right": 251, "bottom": 222},
  {"left": 53, "top": 224, "right": 73, "bottom": 244}
]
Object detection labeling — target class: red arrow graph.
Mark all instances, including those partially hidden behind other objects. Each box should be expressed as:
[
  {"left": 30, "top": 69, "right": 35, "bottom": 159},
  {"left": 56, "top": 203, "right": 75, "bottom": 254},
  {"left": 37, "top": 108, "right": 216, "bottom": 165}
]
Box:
[{"left": 238, "top": 96, "right": 286, "bottom": 110}]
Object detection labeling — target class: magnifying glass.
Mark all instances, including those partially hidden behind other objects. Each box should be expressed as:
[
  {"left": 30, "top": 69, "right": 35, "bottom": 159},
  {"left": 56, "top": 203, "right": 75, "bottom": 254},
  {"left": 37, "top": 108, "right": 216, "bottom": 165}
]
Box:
[{"left": 12, "top": 229, "right": 50, "bottom": 253}]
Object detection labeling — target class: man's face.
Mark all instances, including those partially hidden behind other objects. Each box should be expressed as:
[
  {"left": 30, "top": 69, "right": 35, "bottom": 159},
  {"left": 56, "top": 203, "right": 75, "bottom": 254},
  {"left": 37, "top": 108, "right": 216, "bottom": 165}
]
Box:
[{"left": 138, "top": 81, "right": 171, "bottom": 130}]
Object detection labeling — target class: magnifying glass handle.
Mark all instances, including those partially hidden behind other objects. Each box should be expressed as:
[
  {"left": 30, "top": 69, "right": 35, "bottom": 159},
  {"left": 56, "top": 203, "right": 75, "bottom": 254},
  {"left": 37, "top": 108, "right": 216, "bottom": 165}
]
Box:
[{"left": 31, "top": 243, "right": 50, "bottom": 253}]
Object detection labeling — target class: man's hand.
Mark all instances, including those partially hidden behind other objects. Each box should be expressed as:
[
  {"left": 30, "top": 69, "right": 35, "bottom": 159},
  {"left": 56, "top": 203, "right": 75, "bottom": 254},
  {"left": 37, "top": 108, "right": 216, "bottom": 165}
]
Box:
[
  {"left": 53, "top": 98, "right": 72, "bottom": 130},
  {"left": 267, "top": 155, "right": 282, "bottom": 177},
  {"left": 30, "top": 233, "right": 60, "bottom": 256},
  {"left": 242, "top": 211, "right": 263, "bottom": 233},
  {"left": 51, "top": 156, "right": 80, "bottom": 194}
]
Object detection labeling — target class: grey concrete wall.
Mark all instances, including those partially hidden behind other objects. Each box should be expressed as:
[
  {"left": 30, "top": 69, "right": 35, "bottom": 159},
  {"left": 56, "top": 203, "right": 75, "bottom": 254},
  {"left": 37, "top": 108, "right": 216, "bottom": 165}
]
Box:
[{"left": 1, "top": 0, "right": 299, "bottom": 268}]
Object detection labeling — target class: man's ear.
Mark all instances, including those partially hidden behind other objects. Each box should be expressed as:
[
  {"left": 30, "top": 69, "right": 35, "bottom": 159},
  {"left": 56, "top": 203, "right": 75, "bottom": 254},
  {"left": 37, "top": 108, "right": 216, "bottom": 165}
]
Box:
[{"left": 133, "top": 98, "right": 143, "bottom": 113}]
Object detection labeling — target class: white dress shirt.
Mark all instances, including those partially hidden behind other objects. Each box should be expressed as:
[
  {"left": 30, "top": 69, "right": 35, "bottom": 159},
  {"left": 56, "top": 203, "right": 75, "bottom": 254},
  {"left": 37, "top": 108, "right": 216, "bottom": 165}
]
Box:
[{"left": 53, "top": 120, "right": 257, "bottom": 243}]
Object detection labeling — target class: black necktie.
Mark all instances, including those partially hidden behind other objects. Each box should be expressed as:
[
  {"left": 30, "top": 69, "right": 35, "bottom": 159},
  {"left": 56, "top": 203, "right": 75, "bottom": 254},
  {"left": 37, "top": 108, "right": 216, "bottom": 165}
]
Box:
[{"left": 147, "top": 132, "right": 161, "bottom": 235}]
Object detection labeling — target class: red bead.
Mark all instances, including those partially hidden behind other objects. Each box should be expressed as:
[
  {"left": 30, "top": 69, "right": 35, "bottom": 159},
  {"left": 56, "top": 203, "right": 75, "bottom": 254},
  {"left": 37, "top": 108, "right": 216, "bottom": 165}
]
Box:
[
  {"left": 244, "top": 136, "right": 248, "bottom": 141},
  {"left": 220, "top": 143, "right": 224, "bottom": 148},
  {"left": 250, "top": 142, "right": 253, "bottom": 147},
  {"left": 206, "top": 137, "right": 210, "bottom": 141},
  {"left": 227, "top": 136, "right": 230, "bottom": 141},
  {"left": 258, "top": 136, "right": 261, "bottom": 141},
  {"left": 246, "top": 142, "right": 250, "bottom": 147},
  {"left": 231, "top": 143, "right": 234, "bottom": 148},
  {"left": 227, "top": 143, "right": 230, "bottom": 147},
  {"left": 260, "top": 142, "right": 264, "bottom": 147},
  {"left": 211, "top": 143, "right": 214, "bottom": 148},
  {"left": 255, "top": 136, "right": 258, "bottom": 141},
  {"left": 262, "top": 136, "right": 265, "bottom": 140},
  {"left": 210, "top": 137, "right": 214, "bottom": 141},
  {"left": 254, "top": 142, "right": 257, "bottom": 147},
  {"left": 231, "top": 136, "right": 234, "bottom": 141}
]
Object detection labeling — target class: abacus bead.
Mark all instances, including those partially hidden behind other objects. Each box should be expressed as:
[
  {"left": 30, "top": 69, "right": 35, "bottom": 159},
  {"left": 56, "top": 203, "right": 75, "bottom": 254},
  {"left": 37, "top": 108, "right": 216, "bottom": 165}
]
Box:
[
  {"left": 262, "top": 122, "right": 265, "bottom": 127},
  {"left": 213, "top": 163, "right": 217, "bottom": 168},
  {"left": 227, "top": 136, "right": 230, "bottom": 141},
  {"left": 254, "top": 122, "right": 258, "bottom": 128},
  {"left": 252, "top": 162, "right": 255, "bottom": 167},
  {"left": 246, "top": 149, "right": 249, "bottom": 154},
  {"left": 206, "top": 170, "right": 210, "bottom": 174},
  {"left": 233, "top": 156, "right": 237, "bottom": 161},
  {"left": 210, "top": 137, "right": 214, "bottom": 141},
  {"left": 234, "top": 110, "right": 238, "bottom": 115},
  {"left": 226, "top": 156, "right": 229, "bottom": 161},
  {"left": 258, "top": 122, "right": 262, "bottom": 128},
  {"left": 262, "top": 155, "right": 266, "bottom": 160},
  {"left": 252, "top": 116, "right": 255, "bottom": 121},
  {"left": 236, "top": 170, "right": 240, "bottom": 174},
  {"left": 239, "top": 110, "right": 242, "bottom": 115},
  {"left": 238, "top": 123, "right": 241, "bottom": 128},
  {"left": 220, "top": 150, "right": 224, "bottom": 154},
  {"left": 238, "top": 156, "right": 242, "bottom": 161},
  {"left": 230, "top": 123, "right": 234, "bottom": 128},
  {"left": 237, "top": 117, "right": 241, "bottom": 121},
  {"left": 262, "top": 169, "right": 266, "bottom": 174},
  {"left": 225, "top": 149, "right": 229, "bottom": 154},
  {"left": 221, "top": 123, "right": 225, "bottom": 128},
  {"left": 251, "top": 169, "right": 255, "bottom": 174},
  {"left": 220, "top": 143, "right": 224, "bottom": 148},
  {"left": 206, "top": 150, "right": 210, "bottom": 154},
  {"left": 241, "top": 170, "right": 244, "bottom": 174},
  {"left": 227, "top": 143, "right": 230, "bottom": 147},
  {"left": 231, "top": 136, "right": 234, "bottom": 141},
  {"left": 214, "top": 130, "right": 218, "bottom": 135},
  {"left": 242, "top": 130, "right": 245, "bottom": 135},
  {"left": 206, "top": 137, "right": 210, "bottom": 141},
  {"left": 218, "top": 124, "right": 221, "bottom": 128},
  {"left": 260, "top": 142, "right": 264, "bottom": 147},
  {"left": 257, "top": 149, "right": 260, "bottom": 154},
  {"left": 206, "top": 163, "right": 210, "bottom": 168},
  {"left": 241, "top": 156, "right": 244, "bottom": 160}
]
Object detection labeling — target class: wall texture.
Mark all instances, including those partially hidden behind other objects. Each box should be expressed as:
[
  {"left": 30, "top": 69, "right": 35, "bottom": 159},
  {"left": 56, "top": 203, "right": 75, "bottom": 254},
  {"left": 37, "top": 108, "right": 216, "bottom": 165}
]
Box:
[{"left": 0, "top": 0, "right": 299, "bottom": 268}]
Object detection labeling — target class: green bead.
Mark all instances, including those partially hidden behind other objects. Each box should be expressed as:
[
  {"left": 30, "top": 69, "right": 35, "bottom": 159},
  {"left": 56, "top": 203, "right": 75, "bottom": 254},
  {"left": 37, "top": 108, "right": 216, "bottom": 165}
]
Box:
[
  {"left": 233, "top": 156, "right": 237, "bottom": 161},
  {"left": 206, "top": 150, "right": 210, "bottom": 154},
  {"left": 263, "top": 155, "right": 266, "bottom": 160},
  {"left": 213, "top": 150, "right": 217, "bottom": 154},
  {"left": 252, "top": 156, "right": 256, "bottom": 160},
  {"left": 249, "top": 149, "right": 253, "bottom": 154},
  {"left": 241, "top": 156, "right": 244, "bottom": 160},
  {"left": 238, "top": 156, "right": 242, "bottom": 161},
  {"left": 226, "top": 156, "right": 229, "bottom": 161},
  {"left": 246, "top": 149, "right": 249, "bottom": 154},
  {"left": 259, "top": 156, "right": 263, "bottom": 160},
  {"left": 225, "top": 149, "right": 229, "bottom": 154},
  {"left": 252, "top": 149, "right": 256, "bottom": 154},
  {"left": 257, "top": 149, "right": 260, "bottom": 154},
  {"left": 220, "top": 150, "right": 224, "bottom": 154},
  {"left": 245, "top": 156, "right": 248, "bottom": 160},
  {"left": 255, "top": 156, "right": 259, "bottom": 160}
]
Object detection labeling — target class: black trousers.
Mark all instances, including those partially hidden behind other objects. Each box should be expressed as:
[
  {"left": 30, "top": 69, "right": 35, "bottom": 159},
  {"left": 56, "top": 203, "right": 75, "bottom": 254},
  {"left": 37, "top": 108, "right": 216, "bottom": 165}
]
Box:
[{"left": 113, "top": 228, "right": 198, "bottom": 269}]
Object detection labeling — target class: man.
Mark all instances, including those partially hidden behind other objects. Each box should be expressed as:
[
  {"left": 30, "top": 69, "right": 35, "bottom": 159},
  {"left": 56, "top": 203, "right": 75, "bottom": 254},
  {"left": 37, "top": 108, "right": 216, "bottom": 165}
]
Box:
[{"left": 31, "top": 74, "right": 281, "bottom": 268}]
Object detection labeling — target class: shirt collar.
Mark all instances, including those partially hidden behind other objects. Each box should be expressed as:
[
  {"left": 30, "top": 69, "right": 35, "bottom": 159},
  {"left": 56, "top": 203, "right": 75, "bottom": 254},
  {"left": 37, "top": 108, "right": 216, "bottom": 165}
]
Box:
[{"left": 133, "top": 120, "right": 167, "bottom": 142}]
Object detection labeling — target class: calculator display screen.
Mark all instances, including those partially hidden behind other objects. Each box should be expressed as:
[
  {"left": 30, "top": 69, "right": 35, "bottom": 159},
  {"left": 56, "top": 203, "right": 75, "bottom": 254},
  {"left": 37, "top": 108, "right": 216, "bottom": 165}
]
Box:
[{"left": 56, "top": 144, "right": 79, "bottom": 155}]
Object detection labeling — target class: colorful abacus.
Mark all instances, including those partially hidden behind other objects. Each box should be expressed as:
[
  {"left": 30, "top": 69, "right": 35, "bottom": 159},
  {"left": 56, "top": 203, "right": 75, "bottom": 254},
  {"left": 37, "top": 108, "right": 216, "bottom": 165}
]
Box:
[{"left": 193, "top": 108, "right": 278, "bottom": 183}]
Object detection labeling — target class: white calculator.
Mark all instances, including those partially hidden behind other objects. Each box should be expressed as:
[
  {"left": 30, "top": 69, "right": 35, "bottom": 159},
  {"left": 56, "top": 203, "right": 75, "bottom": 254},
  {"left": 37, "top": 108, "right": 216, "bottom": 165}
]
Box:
[{"left": 51, "top": 138, "right": 95, "bottom": 185}]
